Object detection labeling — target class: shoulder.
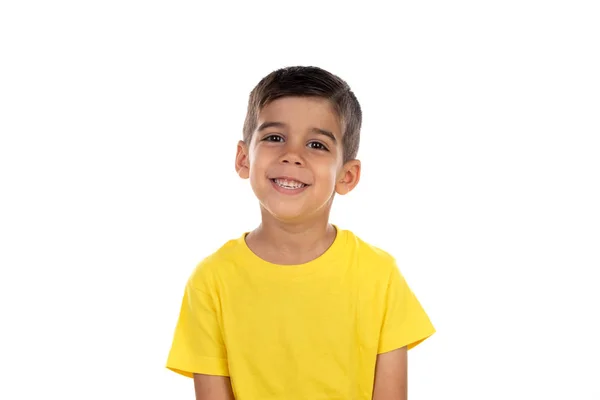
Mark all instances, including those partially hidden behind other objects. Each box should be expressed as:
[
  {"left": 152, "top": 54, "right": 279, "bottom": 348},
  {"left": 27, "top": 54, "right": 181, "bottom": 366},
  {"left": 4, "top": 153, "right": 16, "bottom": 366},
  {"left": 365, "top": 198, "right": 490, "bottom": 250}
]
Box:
[
  {"left": 187, "top": 234, "right": 245, "bottom": 290},
  {"left": 344, "top": 229, "right": 399, "bottom": 279}
]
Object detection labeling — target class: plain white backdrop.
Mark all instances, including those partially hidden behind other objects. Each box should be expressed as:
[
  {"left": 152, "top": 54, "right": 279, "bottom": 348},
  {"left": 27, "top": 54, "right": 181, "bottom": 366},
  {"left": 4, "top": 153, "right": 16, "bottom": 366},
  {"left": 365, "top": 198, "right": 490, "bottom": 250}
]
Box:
[{"left": 1, "top": 1, "right": 599, "bottom": 399}]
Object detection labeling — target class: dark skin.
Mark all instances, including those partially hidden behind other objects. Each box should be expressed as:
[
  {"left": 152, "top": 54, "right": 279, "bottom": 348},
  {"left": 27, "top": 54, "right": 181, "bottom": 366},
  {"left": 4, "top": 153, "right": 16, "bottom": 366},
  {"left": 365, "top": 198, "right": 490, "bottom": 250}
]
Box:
[
  {"left": 235, "top": 97, "right": 360, "bottom": 265},
  {"left": 193, "top": 97, "right": 407, "bottom": 399},
  {"left": 194, "top": 347, "right": 406, "bottom": 400},
  {"left": 193, "top": 375, "right": 235, "bottom": 400}
]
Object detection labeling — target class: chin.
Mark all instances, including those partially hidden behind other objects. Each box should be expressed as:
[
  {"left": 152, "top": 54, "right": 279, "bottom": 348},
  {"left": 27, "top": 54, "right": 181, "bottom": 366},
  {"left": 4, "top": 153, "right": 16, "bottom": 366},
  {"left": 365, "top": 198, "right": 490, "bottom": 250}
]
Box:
[
  {"left": 261, "top": 202, "right": 313, "bottom": 223},
  {"left": 268, "top": 209, "right": 309, "bottom": 223}
]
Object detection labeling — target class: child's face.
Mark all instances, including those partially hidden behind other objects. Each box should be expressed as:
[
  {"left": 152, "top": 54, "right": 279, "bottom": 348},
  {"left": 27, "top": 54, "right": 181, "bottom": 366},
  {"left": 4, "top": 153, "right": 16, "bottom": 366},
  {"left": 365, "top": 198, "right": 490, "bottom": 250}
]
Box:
[{"left": 236, "top": 96, "right": 360, "bottom": 223}]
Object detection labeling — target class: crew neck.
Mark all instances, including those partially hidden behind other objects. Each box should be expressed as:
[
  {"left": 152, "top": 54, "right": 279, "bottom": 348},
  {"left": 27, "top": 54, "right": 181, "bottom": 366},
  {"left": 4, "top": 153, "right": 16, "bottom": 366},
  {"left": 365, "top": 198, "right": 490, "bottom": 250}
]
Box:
[{"left": 236, "top": 225, "right": 348, "bottom": 275}]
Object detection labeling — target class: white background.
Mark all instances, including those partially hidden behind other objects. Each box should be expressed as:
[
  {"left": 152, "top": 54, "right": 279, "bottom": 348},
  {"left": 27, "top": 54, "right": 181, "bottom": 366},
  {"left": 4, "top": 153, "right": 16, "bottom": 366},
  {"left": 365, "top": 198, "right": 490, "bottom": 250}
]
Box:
[{"left": 1, "top": 1, "right": 599, "bottom": 399}]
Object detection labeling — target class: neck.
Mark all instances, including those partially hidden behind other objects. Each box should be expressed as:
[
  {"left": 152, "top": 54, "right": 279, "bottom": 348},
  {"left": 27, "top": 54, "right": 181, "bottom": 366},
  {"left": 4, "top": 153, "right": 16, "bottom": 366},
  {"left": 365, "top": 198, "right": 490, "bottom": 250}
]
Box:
[{"left": 245, "top": 207, "right": 337, "bottom": 264}]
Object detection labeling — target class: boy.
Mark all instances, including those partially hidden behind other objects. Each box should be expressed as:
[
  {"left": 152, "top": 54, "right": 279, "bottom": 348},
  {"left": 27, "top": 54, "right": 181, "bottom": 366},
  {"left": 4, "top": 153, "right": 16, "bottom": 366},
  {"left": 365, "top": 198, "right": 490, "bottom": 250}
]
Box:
[{"left": 166, "top": 66, "right": 435, "bottom": 399}]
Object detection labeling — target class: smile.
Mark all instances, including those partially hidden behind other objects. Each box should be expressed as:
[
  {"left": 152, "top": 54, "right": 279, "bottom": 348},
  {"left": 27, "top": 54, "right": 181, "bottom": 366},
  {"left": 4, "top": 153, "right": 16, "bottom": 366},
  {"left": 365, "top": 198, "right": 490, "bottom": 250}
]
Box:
[{"left": 271, "top": 178, "right": 308, "bottom": 189}]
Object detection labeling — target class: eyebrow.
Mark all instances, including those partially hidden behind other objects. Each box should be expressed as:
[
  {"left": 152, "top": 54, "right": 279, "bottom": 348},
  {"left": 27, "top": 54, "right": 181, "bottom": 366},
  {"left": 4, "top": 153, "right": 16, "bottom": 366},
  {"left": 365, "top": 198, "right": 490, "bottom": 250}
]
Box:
[{"left": 257, "top": 121, "right": 337, "bottom": 144}]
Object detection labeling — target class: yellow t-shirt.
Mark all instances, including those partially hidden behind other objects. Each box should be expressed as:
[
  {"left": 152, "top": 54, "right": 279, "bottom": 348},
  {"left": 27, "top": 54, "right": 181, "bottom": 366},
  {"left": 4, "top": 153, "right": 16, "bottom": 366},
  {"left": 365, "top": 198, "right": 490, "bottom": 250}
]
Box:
[{"left": 166, "top": 227, "right": 435, "bottom": 399}]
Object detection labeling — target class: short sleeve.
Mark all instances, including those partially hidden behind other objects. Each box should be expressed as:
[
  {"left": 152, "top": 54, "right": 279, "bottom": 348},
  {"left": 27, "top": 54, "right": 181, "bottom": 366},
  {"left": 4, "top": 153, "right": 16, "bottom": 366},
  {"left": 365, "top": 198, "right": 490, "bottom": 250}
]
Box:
[
  {"left": 378, "top": 263, "right": 436, "bottom": 354},
  {"left": 166, "top": 278, "right": 229, "bottom": 377}
]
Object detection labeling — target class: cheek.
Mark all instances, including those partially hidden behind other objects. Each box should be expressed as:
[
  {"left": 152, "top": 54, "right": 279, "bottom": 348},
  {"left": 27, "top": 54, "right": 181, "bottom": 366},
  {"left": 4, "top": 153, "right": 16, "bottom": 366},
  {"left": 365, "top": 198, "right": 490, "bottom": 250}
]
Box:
[
  {"left": 249, "top": 147, "right": 268, "bottom": 170},
  {"left": 315, "top": 163, "right": 340, "bottom": 186},
  {"left": 248, "top": 149, "right": 276, "bottom": 186},
  {"left": 326, "top": 156, "right": 344, "bottom": 180}
]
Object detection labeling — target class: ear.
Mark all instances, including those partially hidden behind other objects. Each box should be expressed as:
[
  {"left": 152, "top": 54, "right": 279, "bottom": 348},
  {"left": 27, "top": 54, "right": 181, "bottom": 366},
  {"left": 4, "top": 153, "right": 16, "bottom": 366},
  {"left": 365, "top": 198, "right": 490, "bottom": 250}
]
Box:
[
  {"left": 335, "top": 159, "right": 361, "bottom": 195},
  {"left": 235, "top": 140, "right": 250, "bottom": 179}
]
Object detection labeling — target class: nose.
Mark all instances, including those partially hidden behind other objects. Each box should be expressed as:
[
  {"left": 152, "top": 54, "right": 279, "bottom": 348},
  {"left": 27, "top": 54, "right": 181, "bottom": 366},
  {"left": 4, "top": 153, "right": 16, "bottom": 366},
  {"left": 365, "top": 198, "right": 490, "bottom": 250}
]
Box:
[
  {"left": 279, "top": 148, "right": 304, "bottom": 166},
  {"left": 280, "top": 155, "right": 303, "bottom": 166},
  {"left": 278, "top": 139, "right": 305, "bottom": 166}
]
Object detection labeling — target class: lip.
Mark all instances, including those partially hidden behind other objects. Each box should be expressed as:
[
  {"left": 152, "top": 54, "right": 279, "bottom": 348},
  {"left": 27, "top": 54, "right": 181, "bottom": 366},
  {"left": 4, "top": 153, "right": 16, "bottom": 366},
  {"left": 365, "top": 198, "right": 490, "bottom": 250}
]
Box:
[
  {"left": 270, "top": 176, "right": 310, "bottom": 186},
  {"left": 269, "top": 177, "right": 310, "bottom": 195}
]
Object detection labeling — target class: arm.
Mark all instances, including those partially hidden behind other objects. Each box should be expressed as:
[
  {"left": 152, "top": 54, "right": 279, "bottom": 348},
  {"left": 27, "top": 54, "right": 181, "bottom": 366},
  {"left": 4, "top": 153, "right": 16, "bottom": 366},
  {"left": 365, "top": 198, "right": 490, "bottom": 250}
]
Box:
[
  {"left": 193, "top": 374, "right": 235, "bottom": 400},
  {"left": 372, "top": 347, "right": 407, "bottom": 400}
]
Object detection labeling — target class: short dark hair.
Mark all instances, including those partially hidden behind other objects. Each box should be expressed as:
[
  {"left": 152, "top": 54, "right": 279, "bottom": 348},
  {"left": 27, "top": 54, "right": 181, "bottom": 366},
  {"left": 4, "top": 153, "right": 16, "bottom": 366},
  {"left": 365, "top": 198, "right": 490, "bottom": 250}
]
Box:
[{"left": 242, "top": 66, "right": 362, "bottom": 162}]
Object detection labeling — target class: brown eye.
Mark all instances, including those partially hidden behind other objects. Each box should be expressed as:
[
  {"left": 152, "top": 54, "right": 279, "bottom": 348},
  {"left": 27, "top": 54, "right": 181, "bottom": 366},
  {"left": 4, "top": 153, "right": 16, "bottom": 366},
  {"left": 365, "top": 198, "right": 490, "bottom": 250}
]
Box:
[
  {"left": 308, "top": 141, "right": 328, "bottom": 151},
  {"left": 263, "top": 135, "right": 283, "bottom": 142}
]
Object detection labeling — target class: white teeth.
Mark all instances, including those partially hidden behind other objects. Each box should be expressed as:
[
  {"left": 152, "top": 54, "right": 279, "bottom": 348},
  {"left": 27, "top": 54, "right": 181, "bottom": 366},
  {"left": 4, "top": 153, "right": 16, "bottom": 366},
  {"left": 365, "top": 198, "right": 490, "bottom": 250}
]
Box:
[{"left": 274, "top": 178, "right": 306, "bottom": 189}]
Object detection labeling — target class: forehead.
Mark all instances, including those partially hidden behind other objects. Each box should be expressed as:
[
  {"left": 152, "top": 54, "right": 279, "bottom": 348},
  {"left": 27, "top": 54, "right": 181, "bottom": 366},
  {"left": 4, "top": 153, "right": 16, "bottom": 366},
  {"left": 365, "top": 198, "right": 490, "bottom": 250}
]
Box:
[{"left": 257, "top": 97, "right": 342, "bottom": 137}]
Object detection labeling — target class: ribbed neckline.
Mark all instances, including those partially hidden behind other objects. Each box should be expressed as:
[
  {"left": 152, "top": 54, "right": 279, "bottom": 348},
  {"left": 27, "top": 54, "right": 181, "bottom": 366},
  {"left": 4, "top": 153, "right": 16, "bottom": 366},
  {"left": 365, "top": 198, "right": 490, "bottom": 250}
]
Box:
[{"left": 235, "top": 225, "right": 348, "bottom": 276}]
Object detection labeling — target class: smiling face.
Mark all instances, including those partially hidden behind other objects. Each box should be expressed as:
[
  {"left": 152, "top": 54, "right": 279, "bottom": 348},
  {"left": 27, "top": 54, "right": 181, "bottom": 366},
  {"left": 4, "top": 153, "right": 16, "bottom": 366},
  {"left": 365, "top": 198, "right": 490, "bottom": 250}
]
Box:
[{"left": 235, "top": 96, "right": 361, "bottom": 223}]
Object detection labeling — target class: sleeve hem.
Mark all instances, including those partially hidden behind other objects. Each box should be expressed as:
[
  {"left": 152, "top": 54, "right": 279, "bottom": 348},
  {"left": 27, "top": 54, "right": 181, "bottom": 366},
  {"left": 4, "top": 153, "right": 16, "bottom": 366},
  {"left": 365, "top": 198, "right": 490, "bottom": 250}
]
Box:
[
  {"left": 377, "top": 328, "right": 436, "bottom": 354},
  {"left": 166, "top": 356, "right": 229, "bottom": 378}
]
